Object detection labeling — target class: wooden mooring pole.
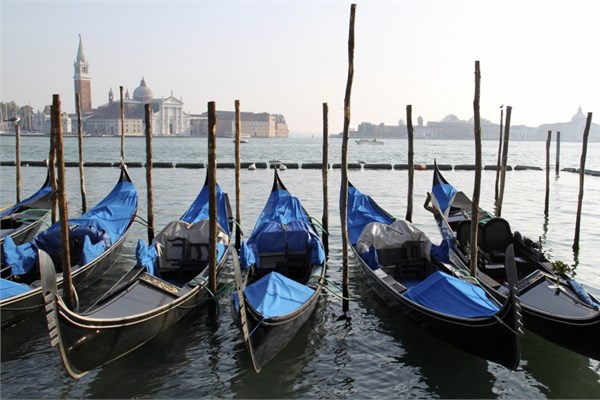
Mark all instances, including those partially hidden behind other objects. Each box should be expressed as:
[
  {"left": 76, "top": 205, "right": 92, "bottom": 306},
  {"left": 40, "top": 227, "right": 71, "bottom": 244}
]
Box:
[
  {"left": 405, "top": 105, "right": 414, "bottom": 222},
  {"left": 52, "top": 94, "right": 76, "bottom": 310},
  {"left": 573, "top": 113, "right": 592, "bottom": 251},
  {"left": 496, "top": 106, "right": 512, "bottom": 217},
  {"left": 234, "top": 100, "right": 242, "bottom": 251},
  {"left": 555, "top": 131, "right": 561, "bottom": 176},
  {"left": 494, "top": 106, "right": 504, "bottom": 202},
  {"left": 544, "top": 130, "right": 552, "bottom": 215},
  {"left": 341, "top": 3, "right": 356, "bottom": 314},
  {"left": 49, "top": 107, "right": 57, "bottom": 224},
  {"left": 144, "top": 104, "right": 155, "bottom": 243},
  {"left": 470, "top": 61, "right": 482, "bottom": 277},
  {"left": 76, "top": 93, "right": 87, "bottom": 213},
  {"left": 322, "top": 102, "right": 329, "bottom": 256},
  {"left": 14, "top": 117, "right": 21, "bottom": 202},
  {"left": 120, "top": 86, "right": 125, "bottom": 162},
  {"left": 207, "top": 101, "right": 218, "bottom": 294}
]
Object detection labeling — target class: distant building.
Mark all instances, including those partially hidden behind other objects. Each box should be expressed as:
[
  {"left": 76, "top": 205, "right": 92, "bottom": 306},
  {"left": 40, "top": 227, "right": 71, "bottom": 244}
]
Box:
[
  {"left": 73, "top": 35, "right": 92, "bottom": 113},
  {"left": 538, "top": 106, "right": 600, "bottom": 142},
  {"left": 189, "top": 111, "right": 289, "bottom": 138}
]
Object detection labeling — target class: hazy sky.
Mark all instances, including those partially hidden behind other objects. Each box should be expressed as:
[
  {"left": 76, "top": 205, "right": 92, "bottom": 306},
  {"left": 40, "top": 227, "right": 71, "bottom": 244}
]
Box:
[{"left": 2, "top": 0, "right": 599, "bottom": 134}]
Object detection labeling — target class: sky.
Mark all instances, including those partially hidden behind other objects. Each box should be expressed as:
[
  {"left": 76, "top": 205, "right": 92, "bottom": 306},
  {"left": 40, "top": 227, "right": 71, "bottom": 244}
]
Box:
[{"left": 2, "top": 0, "right": 600, "bottom": 134}]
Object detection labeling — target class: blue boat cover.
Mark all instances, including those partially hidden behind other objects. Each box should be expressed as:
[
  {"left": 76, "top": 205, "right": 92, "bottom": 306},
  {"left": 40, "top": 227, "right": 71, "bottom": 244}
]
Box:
[
  {"left": 2, "top": 171, "right": 137, "bottom": 276},
  {"left": 431, "top": 161, "right": 458, "bottom": 217},
  {"left": 346, "top": 185, "right": 395, "bottom": 245},
  {"left": 244, "top": 271, "right": 315, "bottom": 318},
  {"left": 180, "top": 183, "right": 231, "bottom": 237},
  {"left": 0, "top": 176, "right": 52, "bottom": 219},
  {"left": 240, "top": 188, "right": 325, "bottom": 269},
  {"left": 404, "top": 271, "right": 499, "bottom": 317},
  {"left": 0, "top": 278, "right": 31, "bottom": 300}
]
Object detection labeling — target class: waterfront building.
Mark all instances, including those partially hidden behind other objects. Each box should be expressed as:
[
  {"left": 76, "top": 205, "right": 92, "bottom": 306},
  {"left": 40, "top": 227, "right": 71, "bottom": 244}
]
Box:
[
  {"left": 189, "top": 111, "right": 289, "bottom": 138},
  {"left": 73, "top": 35, "right": 92, "bottom": 113}
]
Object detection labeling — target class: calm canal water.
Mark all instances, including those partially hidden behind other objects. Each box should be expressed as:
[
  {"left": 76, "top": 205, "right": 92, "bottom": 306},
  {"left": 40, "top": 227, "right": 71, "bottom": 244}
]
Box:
[{"left": 1, "top": 136, "right": 599, "bottom": 398}]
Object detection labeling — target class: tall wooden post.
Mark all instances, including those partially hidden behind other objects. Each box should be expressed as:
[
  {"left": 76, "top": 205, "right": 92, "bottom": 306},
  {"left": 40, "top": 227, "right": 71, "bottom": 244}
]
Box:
[
  {"left": 544, "top": 130, "right": 552, "bottom": 215},
  {"left": 234, "top": 100, "right": 242, "bottom": 251},
  {"left": 207, "top": 101, "right": 218, "bottom": 294},
  {"left": 52, "top": 95, "right": 76, "bottom": 310},
  {"left": 555, "top": 131, "right": 561, "bottom": 176},
  {"left": 341, "top": 3, "right": 356, "bottom": 314},
  {"left": 76, "top": 93, "right": 87, "bottom": 213},
  {"left": 496, "top": 106, "right": 512, "bottom": 217},
  {"left": 322, "top": 102, "right": 329, "bottom": 256},
  {"left": 144, "top": 104, "right": 155, "bottom": 243},
  {"left": 494, "top": 106, "right": 504, "bottom": 201},
  {"left": 573, "top": 113, "right": 592, "bottom": 251},
  {"left": 470, "top": 61, "right": 483, "bottom": 276},
  {"left": 405, "top": 105, "right": 414, "bottom": 222},
  {"left": 120, "top": 86, "right": 125, "bottom": 162},
  {"left": 14, "top": 118, "right": 21, "bottom": 202},
  {"left": 49, "top": 107, "right": 57, "bottom": 224}
]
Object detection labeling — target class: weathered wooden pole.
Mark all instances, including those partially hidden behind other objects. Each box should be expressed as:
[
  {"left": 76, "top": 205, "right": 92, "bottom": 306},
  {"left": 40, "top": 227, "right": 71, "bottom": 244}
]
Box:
[
  {"left": 234, "top": 100, "right": 242, "bottom": 251},
  {"left": 144, "top": 104, "right": 155, "bottom": 243},
  {"left": 496, "top": 106, "right": 512, "bottom": 217},
  {"left": 76, "top": 93, "right": 87, "bottom": 213},
  {"left": 470, "top": 61, "right": 483, "bottom": 277},
  {"left": 405, "top": 104, "right": 414, "bottom": 222},
  {"left": 49, "top": 107, "right": 57, "bottom": 224},
  {"left": 494, "top": 106, "right": 504, "bottom": 202},
  {"left": 573, "top": 113, "right": 592, "bottom": 251},
  {"left": 340, "top": 3, "right": 356, "bottom": 314},
  {"left": 52, "top": 94, "right": 76, "bottom": 310},
  {"left": 322, "top": 102, "right": 329, "bottom": 256},
  {"left": 120, "top": 86, "right": 125, "bottom": 161},
  {"left": 207, "top": 101, "right": 218, "bottom": 294},
  {"left": 555, "top": 131, "right": 561, "bottom": 176},
  {"left": 14, "top": 118, "right": 21, "bottom": 202},
  {"left": 544, "top": 130, "right": 552, "bottom": 215}
]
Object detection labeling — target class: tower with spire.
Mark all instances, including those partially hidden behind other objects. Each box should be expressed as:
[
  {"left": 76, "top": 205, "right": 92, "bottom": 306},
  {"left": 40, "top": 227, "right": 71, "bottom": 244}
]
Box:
[{"left": 73, "top": 34, "right": 92, "bottom": 112}]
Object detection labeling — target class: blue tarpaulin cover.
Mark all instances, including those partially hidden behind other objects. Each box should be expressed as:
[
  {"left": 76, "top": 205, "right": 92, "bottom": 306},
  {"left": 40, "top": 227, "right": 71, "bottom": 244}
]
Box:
[
  {"left": 240, "top": 188, "right": 325, "bottom": 269},
  {"left": 0, "top": 278, "right": 31, "bottom": 300},
  {"left": 2, "top": 169, "right": 137, "bottom": 276},
  {"left": 244, "top": 271, "right": 315, "bottom": 318},
  {"left": 431, "top": 162, "right": 458, "bottom": 217},
  {"left": 346, "top": 185, "right": 395, "bottom": 245},
  {"left": 0, "top": 175, "right": 52, "bottom": 219},
  {"left": 404, "top": 271, "right": 499, "bottom": 317}
]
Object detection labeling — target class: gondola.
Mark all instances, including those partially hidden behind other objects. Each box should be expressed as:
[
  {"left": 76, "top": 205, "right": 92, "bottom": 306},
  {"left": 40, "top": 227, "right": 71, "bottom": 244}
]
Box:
[
  {"left": 346, "top": 182, "right": 522, "bottom": 369},
  {"left": 232, "top": 169, "right": 326, "bottom": 373},
  {"left": 0, "top": 165, "right": 53, "bottom": 246},
  {"left": 1, "top": 164, "right": 138, "bottom": 329},
  {"left": 429, "top": 161, "right": 600, "bottom": 360},
  {"left": 40, "top": 176, "right": 233, "bottom": 378}
]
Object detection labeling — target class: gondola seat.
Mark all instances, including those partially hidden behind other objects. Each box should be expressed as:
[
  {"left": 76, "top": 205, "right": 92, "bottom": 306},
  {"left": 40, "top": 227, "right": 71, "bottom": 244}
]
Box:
[{"left": 481, "top": 218, "right": 513, "bottom": 263}]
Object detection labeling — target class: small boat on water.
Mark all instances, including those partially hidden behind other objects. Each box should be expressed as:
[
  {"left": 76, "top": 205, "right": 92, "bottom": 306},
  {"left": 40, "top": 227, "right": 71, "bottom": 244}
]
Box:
[
  {"left": 40, "top": 175, "right": 233, "bottom": 378},
  {"left": 355, "top": 138, "right": 384, "bottom": 145},
  {"left": 1, "top": 165, "right": 53, "bottom": 247},
  {"left": 429, "top": 161, "right": 600, "bottom": 360},
  {"left": 346, "top": 182, "right": 522, "bottom": 369},
  {"left": 1, "top": 164, "right": 138, "bottom": 329},
  {"left": 232, "top": 169, "right": 326, "bottom": 372}
]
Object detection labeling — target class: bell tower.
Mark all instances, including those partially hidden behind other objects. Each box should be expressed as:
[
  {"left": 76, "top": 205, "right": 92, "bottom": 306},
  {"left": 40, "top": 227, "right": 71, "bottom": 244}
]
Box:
[{"left": 73, "top": 34, "right": 92, "bottom": 112}]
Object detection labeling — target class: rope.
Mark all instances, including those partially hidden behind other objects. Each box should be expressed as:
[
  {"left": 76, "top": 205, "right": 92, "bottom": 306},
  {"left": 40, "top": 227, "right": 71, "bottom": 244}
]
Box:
[
  {"left": 248, "top": 317, "right": 265, "bottom": 338},
  {"left": 230, "top": 218, "right": 244, "bottom": 237},
  {"left": 309, "top": 217, "right": 329, "bottom": 235},
  {"left": 307, "top": 274, "right": 354, "bottom": 301}
]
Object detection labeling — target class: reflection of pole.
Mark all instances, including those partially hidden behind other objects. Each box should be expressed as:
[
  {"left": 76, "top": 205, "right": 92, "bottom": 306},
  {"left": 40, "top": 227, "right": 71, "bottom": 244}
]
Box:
[
  {"left": 573, "top": 113, "right": 592, "bottom": 251},
  {"left": 544, "top": 130, "right": 551, "bottom": 215},
  {"left": 14, "top": 118, "right": 21, "bottom": 202},
  {"left": 341, "top": 3, "right": 356, "bottom": 314},
  {"left": 76, "top": 93, "right": 87, "bottom": 213},
  {"left": 406, "top": 105, "right": 414, "bottom": 222},
  {"left": 470, "top": 61, "right": 482, "bottom": 277},
  {"left": 555, "top": 131, "right": 561, "bottom": 176},
  {"left": 234, "top": 100, "right": 241, "bottom": 251},
  {"left": 207, "top": 101, "right": 218, "bottom": 294},
  {"left": 144, "top": 104, "right": 155, "bottom": 243},
  {"left": 494, "top": 106, "right": 503, "bottom": 202},
  {"left": 496, "top": 106, "right": 512, "bottom": 217},
  {"left": 322, "top": 102, "right": 329, "bottom": 256}
]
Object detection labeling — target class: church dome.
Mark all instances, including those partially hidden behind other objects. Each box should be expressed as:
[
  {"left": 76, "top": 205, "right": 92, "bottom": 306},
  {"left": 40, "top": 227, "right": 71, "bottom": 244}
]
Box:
[
  {"left": 571, "top": 106, "right": 585, "bottom": 124},
  {"left": 133, "top": 77, "right": 154, "bottom": 102}
]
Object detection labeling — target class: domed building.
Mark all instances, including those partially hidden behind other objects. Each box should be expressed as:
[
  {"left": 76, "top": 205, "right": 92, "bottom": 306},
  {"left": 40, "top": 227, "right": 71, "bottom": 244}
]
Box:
[
  {"left": 538, "top": 106, "right": 599, "bottom": 142},
  {"left": 132, "top": 78, "right": 154, "bottom": 103}
]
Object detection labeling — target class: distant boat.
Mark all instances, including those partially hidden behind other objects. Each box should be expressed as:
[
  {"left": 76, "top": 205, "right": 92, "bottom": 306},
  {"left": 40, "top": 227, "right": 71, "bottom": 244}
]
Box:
[{"left": 355, "top": 138, "right": 384, "bottom": 145}]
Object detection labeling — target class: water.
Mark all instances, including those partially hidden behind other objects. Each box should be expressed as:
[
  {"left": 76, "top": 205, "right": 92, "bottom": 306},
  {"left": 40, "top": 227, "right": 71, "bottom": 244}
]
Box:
[{"left": 1, "top": 136, "right": 599, "bottom": 398}]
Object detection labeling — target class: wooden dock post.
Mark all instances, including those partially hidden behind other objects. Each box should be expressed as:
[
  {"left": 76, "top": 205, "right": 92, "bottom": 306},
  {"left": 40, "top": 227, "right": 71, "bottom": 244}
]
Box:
[
  {"left": 76, "top": 93, "right": 87, "bottom": 213},
  {"left": 545, "top": 130, "right": 552, "bottom": 215},
  {"left": 555, "top": 131, "right": 561, "bottom": 176},
  {"left": 573, "top": 113, "right": 592, "bottom": 251},
  {"left": 144, "top": 104, "right": 155, "bottom": 243},
  {"left": 235, "top": 100, "right": 242, "bottom": 251},
  {"left": 470, "top": 61, "right": 482, "bottom": 276},
  {"left": 496, "top": 106, "right": 512, "bottom": 217},
  {"left": 120, "top": 86, "right": 125, "bottom": 162},
  {"left": 322, "top": 102, "right": 329, "bottom": 256},
  {"left": 341, "top": 3, "right": 356, "bottom": 314},
  {"left": 405, "top": 105, "right": 414, "bottom": 222},
  {"left": 52, "top": 94, "right": 76, "bottom": 310},
  {"left": 48, "top": 107, "right": 57, "bottom": 224},
  {"left": 14, "top": 117, "right": 21, "bottom": 202},
  {"left": 207, "top": 101, "right": 218, "bottom": 294},
  {"left": 494, "top": 106, "right": 504, "bottom": 202}
]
